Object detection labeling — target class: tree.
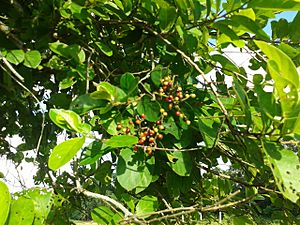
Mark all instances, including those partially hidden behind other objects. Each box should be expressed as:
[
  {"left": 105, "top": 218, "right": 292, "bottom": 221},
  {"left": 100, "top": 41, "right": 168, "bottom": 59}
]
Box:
[{"left": 0, "top": 0, "right": 300, "bottom": 224}]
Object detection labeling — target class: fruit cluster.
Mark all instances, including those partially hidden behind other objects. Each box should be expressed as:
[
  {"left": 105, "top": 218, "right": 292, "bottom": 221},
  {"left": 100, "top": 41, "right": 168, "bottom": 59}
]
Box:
[
  {"left": 116, "top": 75, "right": 196, "bottom": 156},
  {"left": 116, "top": 114, "right": 164, "bottom": 156},
  {"left": 158, "top": 76, "right": 195, "bottom": 125}
]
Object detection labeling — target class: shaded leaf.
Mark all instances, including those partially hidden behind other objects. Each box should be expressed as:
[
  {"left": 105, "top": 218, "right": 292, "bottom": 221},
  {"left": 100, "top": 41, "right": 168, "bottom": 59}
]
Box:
[
  {"left": 117, "top": 148, "right": 154, "bottom": 192},
  {"left": 168, "top": 151, "right": 192, "bottom": 176},
  {"left": 159, "top": 6, "right": 177, "bottom": 33},
  {"left": 137, "top": 95, "right": 161, "bottom": 122}
]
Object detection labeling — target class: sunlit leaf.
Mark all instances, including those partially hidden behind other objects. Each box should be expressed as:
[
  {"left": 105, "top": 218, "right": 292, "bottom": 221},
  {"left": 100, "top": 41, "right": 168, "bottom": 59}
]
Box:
[
  {"left": 48, "top": 137, "right": 85, "bottom": 171},
  {"left": 104, "top": 135, "right": 138, "bottom": 148},
  {"left": 0, "top": 181, "right": 11, "bottom": 225}
]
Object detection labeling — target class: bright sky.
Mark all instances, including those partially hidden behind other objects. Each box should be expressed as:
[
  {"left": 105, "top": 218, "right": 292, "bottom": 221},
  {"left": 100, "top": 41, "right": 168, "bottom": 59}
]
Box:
[{"left": 1, "top": 10, "right": 298, "bottom": 193}]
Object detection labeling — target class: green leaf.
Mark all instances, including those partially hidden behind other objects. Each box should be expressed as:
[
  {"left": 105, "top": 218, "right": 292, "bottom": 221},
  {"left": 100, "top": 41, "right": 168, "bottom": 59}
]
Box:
[
  {"left": 168, "top": 151, "right": 192, "bottom": 176},
  {"left": 49, "top": 41, "right": 85, "bottom": 63},
  {"left": 120, "top": 73, "right": 139, "bottom": 96},
  {"left": 159, "top": 6, "right": 177, "bottom": 33},
  {"left": 255, "top": 40, "right": 300, "bottom": 133},
  {"left": 104, "top": 135, "right": 138, "bottom": 148},
  {"left": 116, "top": 148, "right": 154, "bottom": 192},
  {"left": 95, "top": 42, "right": 113, "bottom": 57},
  {"left": 48, "top": 137, "right": 85, "bottom": 171},
  {"left": 150, "top": 65, "right": 170, "bottom": 87},
  {"left": 211, "top": 54, "right": 240, "bottom": 74},
  {"left": 198, "top": 117, "right": 221, "bottom": 148},
  {"left": 230, "top": 15, "right": 269, "bottom": 41},
  {"left": 232, "top": 215, "right": 255, "bottom": 225},
  {"left": 23, "top": 50, "right": 41, "bottom": 68},
  {"left": 6, "top": 50, "right": 24, "bottom": 65},
  {"left": 8, "top": 197, "right": 35, "bottom": 225},
  {"left": 49, "top": 109, "right": 82, "bottom": 132},
  {"left": 0, "top": 181, "right": 11, "bottom": 225},
  {"left": 164, "top": 116, "right": 181, "bottom": 140},
  {"left": 26, "top": 189, "right": 53, "bottom": 225},
  {"left": 262, "top": 141, "right": 300, "bottom": 203},
  {"left": 94, "top": 82, "right": 127, "bottom": 103},
  {"left": 233, "top": 78, "right": 252, "bottom": 125},
  {"left": 137, "top": 95, "right": 161, "bottom": 122},
  {"left": 94, "top": 161, "right": 112, "bottom": 185},
  {"left": 70, "top": 94, "right": 109, "bottom": 115},
  {"left": 91, "top": 206, "right": 122, "bottom": 225},
  {"left": 80, "top": 141, "right": 109, "bottom": 166},
  {"left": 248, "top": 0, "right": 300, "bottom": 11},
  {"left": 136, "top": 195, "right": 158, "bottom": 218}
]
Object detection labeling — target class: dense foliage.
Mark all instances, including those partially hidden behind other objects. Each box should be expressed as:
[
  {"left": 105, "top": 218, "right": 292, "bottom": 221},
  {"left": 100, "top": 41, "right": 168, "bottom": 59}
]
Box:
[{"left": 0, "top": 0, "right": 300, "bottom": 224}]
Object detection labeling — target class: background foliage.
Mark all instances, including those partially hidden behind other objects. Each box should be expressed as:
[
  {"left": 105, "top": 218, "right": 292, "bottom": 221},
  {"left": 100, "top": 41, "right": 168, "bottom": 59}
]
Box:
[{"left": 1, "top": 0, "right": 300, "bottom": 224}]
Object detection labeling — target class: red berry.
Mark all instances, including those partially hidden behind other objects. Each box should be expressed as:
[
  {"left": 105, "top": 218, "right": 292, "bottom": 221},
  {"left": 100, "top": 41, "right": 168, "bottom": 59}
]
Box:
[
  {"left": 116, "top": 124, "right": 122, "bottom": 130},
  {"left": 165, "top": 97, "right": 172, "bottom": 103},
  {"left": 140, "top": 114, "right": 146, "bottom": 119},
  {"left": 133, "top": 146, "right": 139, "bottom": 152},
  {"left": 139, "top": 139, "right": 145, "bottom": 145},
  {"left": 149, "top": 137, "right": 155, "bottom": 143},
  {"left": 129, "top": 121, "right": 134, "bottom": 125},
  {"left": 149, "top": 130, "right": 155, "bottom": 136},
  {"left": 175, "top": 111, "right": 181, "bottom": 117},
  {"left": 157, "top": 134, "right": 163, "bottom": 140},
  {"left": 168, "top": 82, "right": 173, "bottom": 87},
  {"left": 156, "top": 120, "right": 161, "bottom": 125},
  {"left": 126, "top": 128, "right": 130, "bottom": 134},
  {"left": 135, "top": 119, "right": 141, "bottom": 125}
]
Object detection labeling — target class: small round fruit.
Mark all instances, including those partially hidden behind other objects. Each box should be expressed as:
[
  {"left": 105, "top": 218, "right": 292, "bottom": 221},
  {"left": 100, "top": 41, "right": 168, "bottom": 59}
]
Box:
[
  {"left": 185, "top": 94, "right": 190, "bottom": 98},
  {"left": 135, "top": 119, "right": 141, "bottom": 125},
  {"left": 186, "top": 120, "right": 191, "bottom": 125},
  {"left": 154, "top": 127, "right": 159, "bottom": 133},
  {"left": 177, "top": 87, "right": 182, "bottom": 91},
  {"left": 146, "top": 146, "right": 153, "bottom": 156},
  {"left": 156, "top": 120, "right": 162, "bottom": 125},
  {"left": 139, "top": 139, "right": 145, "bottom": 145},
  {"left": 126, "top": 128, "right": 130, "bottom": 134},
  {"left": 160, "top": 108, "right": 165, "bottom": 113},
  {"left": 133, "top": 146, "right": 139, "bottom": 152},
  {"left": 190, "top": 93, "right": 196, "bottom": 98},
  {"left": 149, "top": 137, "right": 155, "bottom": 143},
  {"left": 140, "top": 114, "right": 146, "bottom": 119},
  {"left": 116, "top": 124, "right": 122, "bottom": 130},
  {"left": 168, "top": 104, "right": 173, "bottom": 110},
  {"left": 174, "top": 97, "right": 179, "bottom": 101},
  {"left": 179, "top": 113, "right": 184, "bottom": 119},
  {"left": 149, "top": 130, "right": 155, "bottom": 136},
  {"left": 168, "top": 82, "right": 173, "bottom": 87},
  {"left": 159, "top": 125, "right": 165, "bottom": 130},
  {"left": 163, "top": 112, "right": 168, "bottom": 117},
  {"left": 175, "top": 111, "right": 181, "bottom": 117},
  {"left": 157, "top": 134, "right": 163, "bottom": 140},
  {"left": 165, "top": 97, "right": 172, "bottom": 103},
  {"left": 163, "top": 81, "right": 169, "bottom": 86},
  {"left": 129, "top": 120, "right": 134, "bottom": 125}
]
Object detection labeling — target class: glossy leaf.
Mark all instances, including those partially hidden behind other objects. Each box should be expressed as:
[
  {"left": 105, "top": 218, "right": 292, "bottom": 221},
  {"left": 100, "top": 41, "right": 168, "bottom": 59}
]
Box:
[
  {"left": 49, "top": 109, "right": 82, "bottom": 132},
  {"left": 164, "top": 116, "right": 181, "bottom": 140},
  {"left": 0, "top": 181, "right": 11, "bottom": 225},
  {"left": 159, "top": 6, "right": 177, "bottom": 33},
  {"left": 137, "top": 95, "right": 161, "bottom": 122},
  {"left": 136, "top": 195, "right": 158, "bottom": 218},
  {"left": 104, "top": 135, "right": 138, "bottom": 148},
  {"left": 8, "top": 197, "right": 35, "bottom": 225},
  {"left": 23, "top": 50, "right": 41, "bottom": 69},
  {"left": 5, "top": 50, "right": 24, "bottom": 65},
  {"left": 262, "top": 141, "right": 300, "bottom": 203},
  {"left": 150, "top": 65, "right": 170, "bottom": 87},
  {"left": 95, "top": 41, "right": 113, "bottom": 57},
  {"left": 117, "top": 148, "right": 154, "bottom": 192},
  {"left": 48, "top": 137, "right": 85, "bottom": 171},
  {"left": 198, "top": 117, "right": 221, "bottom": 148}
]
